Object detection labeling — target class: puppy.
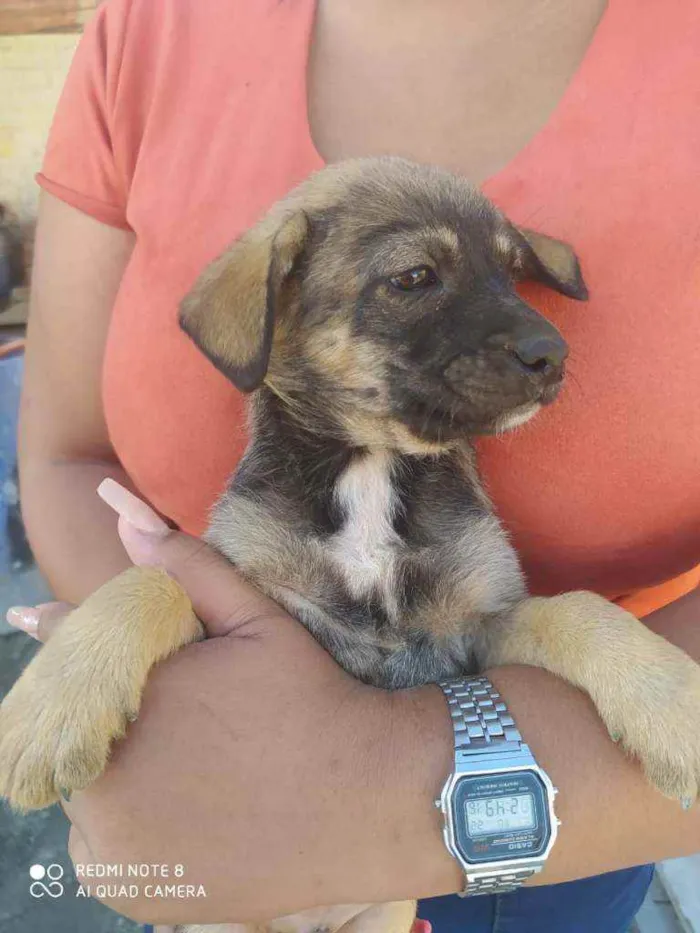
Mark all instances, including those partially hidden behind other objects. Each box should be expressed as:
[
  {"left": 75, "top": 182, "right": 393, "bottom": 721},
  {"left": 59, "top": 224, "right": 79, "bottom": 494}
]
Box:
[{"left": 1, "top": 158, "right": 699, "bottom": 933}]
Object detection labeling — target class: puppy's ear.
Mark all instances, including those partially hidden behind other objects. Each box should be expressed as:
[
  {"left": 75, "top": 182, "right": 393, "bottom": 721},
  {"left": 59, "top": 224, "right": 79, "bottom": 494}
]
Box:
[
  {"left": 179, "top": 210, "right": 309, "bottom": 392},
  {"left": 513, "top": 227, "right": 589, "bottom": 301}
]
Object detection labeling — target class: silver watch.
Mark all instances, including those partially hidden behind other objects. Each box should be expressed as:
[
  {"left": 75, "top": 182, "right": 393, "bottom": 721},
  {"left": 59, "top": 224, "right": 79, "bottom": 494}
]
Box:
[{"left": 434, "top": 676, "right": 560, "bottom": 897}]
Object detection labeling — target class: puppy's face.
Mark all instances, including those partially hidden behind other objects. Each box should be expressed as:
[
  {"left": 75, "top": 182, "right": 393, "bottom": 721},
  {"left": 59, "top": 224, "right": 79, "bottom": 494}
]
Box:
[{"left": 181, "top": 158, "right": 587, "bottom": 450}]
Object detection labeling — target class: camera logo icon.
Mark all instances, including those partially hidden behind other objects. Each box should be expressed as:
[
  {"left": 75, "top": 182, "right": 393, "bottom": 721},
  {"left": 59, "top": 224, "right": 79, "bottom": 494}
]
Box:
[{"left": 29, "top": 863, "right": 65, "bottom": 898}]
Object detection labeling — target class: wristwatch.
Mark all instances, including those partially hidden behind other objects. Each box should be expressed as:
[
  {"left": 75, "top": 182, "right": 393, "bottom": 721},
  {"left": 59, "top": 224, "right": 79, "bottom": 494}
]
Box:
[{"left": 434, "top": 676, "right": 560, "bottom": 896}]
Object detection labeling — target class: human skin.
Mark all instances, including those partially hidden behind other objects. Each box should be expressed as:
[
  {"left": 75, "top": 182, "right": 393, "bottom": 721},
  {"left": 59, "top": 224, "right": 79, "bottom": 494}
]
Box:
[
  {"left": 10, "top": 515, "right": 700, "bottom": 926},
  {"left": 14, "top": 0, "right": 699, "bottom": 923},
  {"left": 19, "top": 194, "right": 135, "bottom": 604}
]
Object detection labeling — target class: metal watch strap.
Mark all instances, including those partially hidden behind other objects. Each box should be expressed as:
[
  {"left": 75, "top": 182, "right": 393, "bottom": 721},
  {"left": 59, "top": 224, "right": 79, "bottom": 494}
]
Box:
[
  {"left": 458, "top": 866, "right": 538, "bottom": 897},
  {"left": 438, "top": 676, "right": 539, "bottom": 896},
  {"left": 439, "top": 675, "right": 524, "bottom": 758}
]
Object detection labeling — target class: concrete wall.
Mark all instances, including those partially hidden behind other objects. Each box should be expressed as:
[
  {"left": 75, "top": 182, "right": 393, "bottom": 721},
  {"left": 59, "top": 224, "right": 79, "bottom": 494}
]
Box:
[
  {"left": 0, "top": 33, "right": 80, "bottom": 227},
  {"left": 0, "top": 2, "right": 100, "bottom": 224},
  {"left": 0, "top": 2, "right": 98, "bottom": 313}
]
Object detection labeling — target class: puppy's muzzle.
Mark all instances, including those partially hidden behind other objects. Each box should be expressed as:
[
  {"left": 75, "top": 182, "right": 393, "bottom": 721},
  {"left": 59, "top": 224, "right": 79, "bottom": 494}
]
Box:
[{"left": 443, "top": 321, "right": 568, "bottom": 408}]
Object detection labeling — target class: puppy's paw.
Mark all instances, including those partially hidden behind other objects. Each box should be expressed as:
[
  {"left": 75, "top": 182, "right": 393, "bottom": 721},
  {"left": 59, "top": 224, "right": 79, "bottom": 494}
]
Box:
[
  {"left": 601, "top": 640, "right": 700, "bottom": 805},
  {"left": 0, "top": 567, "right": 201, "bottom": 811},
  {"left": 0, "top": 657, "right": 132, "bottom": 810},
  {"left": 506, "top": 592, "right": 700, "bottom": 808}
]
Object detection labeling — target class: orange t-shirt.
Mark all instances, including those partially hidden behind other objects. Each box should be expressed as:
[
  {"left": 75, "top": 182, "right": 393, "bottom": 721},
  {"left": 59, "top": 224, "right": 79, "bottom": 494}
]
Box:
[{"left": 38, "top": 0, "right": 700, "bottom": 616}]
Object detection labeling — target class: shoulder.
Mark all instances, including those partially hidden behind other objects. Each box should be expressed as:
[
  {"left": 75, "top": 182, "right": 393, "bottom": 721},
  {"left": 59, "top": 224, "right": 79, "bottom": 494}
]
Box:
[
  {"left": 95, "top": 0, "right": 298, "bottom": 52},
  {"left": 87, "top": 0, "right": 306, "bottom": 107}
]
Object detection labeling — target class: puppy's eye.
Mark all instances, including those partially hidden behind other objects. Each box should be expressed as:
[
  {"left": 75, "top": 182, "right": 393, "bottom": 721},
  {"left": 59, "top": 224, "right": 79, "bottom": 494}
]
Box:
[{"left": 389, "top": 266, "right": 438, "bottom": 291}]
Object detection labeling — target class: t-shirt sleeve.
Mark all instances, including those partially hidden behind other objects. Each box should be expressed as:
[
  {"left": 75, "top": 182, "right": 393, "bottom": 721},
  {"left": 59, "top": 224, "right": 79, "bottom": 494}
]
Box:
[{"left": 37, "top": 0, "right": 134, "bottom": 229}]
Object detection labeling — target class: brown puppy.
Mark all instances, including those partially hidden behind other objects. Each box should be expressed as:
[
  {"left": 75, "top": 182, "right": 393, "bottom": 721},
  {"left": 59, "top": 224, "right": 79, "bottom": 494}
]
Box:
[{"left": 1, "top": 158, "right": 699, "bottom": 933}]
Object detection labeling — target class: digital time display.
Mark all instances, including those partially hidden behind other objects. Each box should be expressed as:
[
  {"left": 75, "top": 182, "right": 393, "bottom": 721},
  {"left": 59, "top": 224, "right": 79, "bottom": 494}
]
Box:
[
  {"left": 465, "top": 793, "right": 536, "bottom": 837},
  {"left": 452, "top": 772, "right": 550, "bottom": 863}
]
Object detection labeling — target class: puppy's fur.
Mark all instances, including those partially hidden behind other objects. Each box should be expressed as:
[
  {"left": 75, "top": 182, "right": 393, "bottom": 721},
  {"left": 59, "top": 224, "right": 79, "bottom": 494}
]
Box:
[{"left": 1, "top": 159, "right": 699, "bottom": 933}]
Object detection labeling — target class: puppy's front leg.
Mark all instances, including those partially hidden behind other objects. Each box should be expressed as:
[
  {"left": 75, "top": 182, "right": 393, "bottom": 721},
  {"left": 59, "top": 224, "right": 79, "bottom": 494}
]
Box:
[
  {"left": 479, "top": 592, "right": 700, "bottom": 803},
  {"left": 0, "top": 566, "right": 202, "bottom": 811}
]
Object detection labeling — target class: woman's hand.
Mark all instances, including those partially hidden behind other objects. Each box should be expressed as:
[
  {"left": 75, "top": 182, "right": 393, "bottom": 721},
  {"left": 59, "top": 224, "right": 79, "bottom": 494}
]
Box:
[
  {"left": 7, "top": 489, "right": 700, "bottom": 925},
  {"left": 9, "top": 491, "right": 458, "bottom": 926}
]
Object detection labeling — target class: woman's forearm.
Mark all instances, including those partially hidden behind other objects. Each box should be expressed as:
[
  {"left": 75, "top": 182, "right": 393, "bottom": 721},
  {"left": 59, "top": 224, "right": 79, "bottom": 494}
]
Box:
[
  {"left": 68, "top": 656, "right": 700, "bottom": 924},
  {"left": 384, "top": 590, "right": 700, "bottom": 897},
  {"left": 66, "top": 562, "right": 700, "bottom": 925},
  {"left": 20, "top": 458, "right": 133, "bottom": 603}
]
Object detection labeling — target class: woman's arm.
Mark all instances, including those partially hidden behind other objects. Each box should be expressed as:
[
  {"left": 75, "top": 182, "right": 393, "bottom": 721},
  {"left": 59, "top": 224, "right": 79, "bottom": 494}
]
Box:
[
  {"left": 19, "top": 192, "right": 136, "bottom": 603},
  {"left": 59, "top": 522, "right": 699, "bottom": 926}
]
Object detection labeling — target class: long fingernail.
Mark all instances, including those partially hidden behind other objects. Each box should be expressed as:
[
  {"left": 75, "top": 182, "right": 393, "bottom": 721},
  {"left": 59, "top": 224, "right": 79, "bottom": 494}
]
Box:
[
  {"left": 97, "top": 479, "right": 170, "bottom": 536},
  {"left": 412, "top": 921, "right": 432, "bottom": 933},
  {"left": 6, "top": 607, "right": 40, "bottom": 639}
]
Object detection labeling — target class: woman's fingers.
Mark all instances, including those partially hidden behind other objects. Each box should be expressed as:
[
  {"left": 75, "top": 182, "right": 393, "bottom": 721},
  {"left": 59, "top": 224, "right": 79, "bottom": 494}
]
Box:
[
  {"left": 5, "top": 479, "right": 293, "bottom": 645},
  {"left": 97, "top": 477, "right": 171, "bottom": 538},
  {"left": 99, "top": 478, "right": 286, "bottom": 637},
  {"left": 124, "top": 521, "right": 283, "bottom": 638},
  {"left": 5, "top": 601, "right": 74, "bottom": 643}
]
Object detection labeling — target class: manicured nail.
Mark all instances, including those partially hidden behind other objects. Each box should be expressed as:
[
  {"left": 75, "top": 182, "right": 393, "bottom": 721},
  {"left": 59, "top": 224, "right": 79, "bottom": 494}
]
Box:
[
  {"left": 97, "top": 479, "right": 170, "bottom": 536},
  {"left": 412, "top": 921, "right": 432, "bottom": 933},
  {"left": 6, "top": 607, "right": 40, "bottom": 639}
]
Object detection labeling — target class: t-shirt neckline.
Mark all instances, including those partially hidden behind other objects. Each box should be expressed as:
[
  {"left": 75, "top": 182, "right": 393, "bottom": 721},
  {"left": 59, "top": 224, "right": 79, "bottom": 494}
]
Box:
[{"left": 298, "top": 0, "right": 614, "bottom": 191}]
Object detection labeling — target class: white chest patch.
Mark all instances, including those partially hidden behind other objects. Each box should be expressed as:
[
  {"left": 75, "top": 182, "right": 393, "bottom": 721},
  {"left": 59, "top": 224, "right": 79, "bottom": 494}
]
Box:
[{"left": 329, "top": 450, "right": 401, "bottom": 616}]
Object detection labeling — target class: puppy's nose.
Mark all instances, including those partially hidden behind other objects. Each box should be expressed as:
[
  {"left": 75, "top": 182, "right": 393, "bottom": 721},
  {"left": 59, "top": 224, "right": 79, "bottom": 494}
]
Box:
[{"left": 511, "top": 334, "right": 568, "bottom": 371}]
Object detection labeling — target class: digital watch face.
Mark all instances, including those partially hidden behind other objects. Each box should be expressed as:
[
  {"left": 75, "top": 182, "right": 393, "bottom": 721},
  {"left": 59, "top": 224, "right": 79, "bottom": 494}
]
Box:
[{"left": 451, "top": 771, "right": 551, "bottom": 864}]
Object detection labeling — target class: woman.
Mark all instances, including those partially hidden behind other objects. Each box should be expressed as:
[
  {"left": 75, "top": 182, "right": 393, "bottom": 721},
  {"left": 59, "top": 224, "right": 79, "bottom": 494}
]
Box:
[{"left": 9, "top": 0, "right": 700, "bottom": 931}]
